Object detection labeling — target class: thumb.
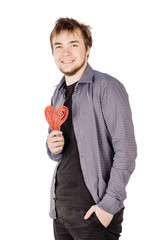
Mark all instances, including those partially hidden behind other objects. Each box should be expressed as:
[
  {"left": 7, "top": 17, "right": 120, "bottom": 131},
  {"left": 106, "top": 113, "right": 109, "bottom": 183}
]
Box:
[{"left": 84, "top": 205, "right": 96, "bottom": 220}]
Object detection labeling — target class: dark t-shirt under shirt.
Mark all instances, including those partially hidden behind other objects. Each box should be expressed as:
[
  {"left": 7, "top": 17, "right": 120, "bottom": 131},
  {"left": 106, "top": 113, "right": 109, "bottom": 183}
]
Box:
[{"left": 55, "top": 81, "right": 95, "bottom": 209}]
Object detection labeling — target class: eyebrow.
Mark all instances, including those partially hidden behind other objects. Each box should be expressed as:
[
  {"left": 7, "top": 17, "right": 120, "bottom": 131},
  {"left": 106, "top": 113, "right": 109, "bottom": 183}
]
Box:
[
  {"left": 54, "top": 42, "right": 62, "bottom": 46},
  {"left": 70, "top": 40, "right": 80, "bottom": 44},
  {"left": 54, "top": 40, "right": 80, "bottom": 46}
]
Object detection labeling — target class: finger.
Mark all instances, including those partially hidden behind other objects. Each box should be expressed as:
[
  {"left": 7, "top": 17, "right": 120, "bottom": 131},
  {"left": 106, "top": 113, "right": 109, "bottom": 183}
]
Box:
[
  {"left": 49, "top": 143, "right": 63, "bottom": 153},
  {"left": 49, "top": 130, "right": 63, "bottom": 137},
  {"left": 84, "top": 205, "right": 96, "bottom": 220},
  {"left": 52, "top": 141, "right": 64, "bottom": 148},
  {"left": 52, "top": 146, "right": 63, "bottom": 154},
  {"left": 48, "top": 135, "right": 64, "bottom": 145},
  {"left": 51, "top": 136, "right": 64, "bottom": 143}
]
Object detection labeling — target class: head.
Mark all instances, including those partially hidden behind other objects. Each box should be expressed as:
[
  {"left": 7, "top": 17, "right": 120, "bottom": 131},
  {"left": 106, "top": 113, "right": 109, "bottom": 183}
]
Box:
[
  {"left": 50, "top": 18, "right": 92, "bottom": 54},
  {"left": 50, "top": 18, "right": 92, "bottom": 78}
]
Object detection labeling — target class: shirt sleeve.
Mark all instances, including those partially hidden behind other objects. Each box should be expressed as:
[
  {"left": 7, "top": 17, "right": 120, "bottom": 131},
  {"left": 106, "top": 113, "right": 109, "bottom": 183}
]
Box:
[{"left": 98, "top": 80, "right": 137, "bottom": 215}]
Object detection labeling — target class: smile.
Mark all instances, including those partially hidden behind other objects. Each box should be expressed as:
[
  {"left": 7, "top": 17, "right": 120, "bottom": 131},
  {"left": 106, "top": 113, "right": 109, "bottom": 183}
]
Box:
[{"left": 61, "top": 60, "right": 75, "bottom": 64}]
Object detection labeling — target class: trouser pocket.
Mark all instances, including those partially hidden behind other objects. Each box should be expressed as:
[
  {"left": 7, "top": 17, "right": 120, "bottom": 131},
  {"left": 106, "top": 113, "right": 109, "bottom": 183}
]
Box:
[{"left": 92, "top": 212, "right": 106, "bottom": 229}]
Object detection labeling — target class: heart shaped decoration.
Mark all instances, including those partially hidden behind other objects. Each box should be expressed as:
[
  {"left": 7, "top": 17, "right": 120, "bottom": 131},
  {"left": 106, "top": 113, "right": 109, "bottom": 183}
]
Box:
[{"left": 45, "top": 106, "right": 69, "bottom": 130}]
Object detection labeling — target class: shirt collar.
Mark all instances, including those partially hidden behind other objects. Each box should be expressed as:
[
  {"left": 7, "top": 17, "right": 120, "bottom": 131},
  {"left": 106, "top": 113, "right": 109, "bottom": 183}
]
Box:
[
  {"left": 57, "top": 64, "right": 94, "bottom": 93},
  {"left": 78, "top": 64, "right": 94, "bottom": 84}
]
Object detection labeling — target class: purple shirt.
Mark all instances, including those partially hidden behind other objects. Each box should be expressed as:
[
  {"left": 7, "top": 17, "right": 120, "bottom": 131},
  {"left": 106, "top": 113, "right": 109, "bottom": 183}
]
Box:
[{"left": 47, "top": 64, "right": 137, "bottom": 219}]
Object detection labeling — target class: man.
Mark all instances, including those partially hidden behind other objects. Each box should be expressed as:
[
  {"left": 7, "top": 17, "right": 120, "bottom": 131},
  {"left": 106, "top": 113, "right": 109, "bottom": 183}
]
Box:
[{"left": 46, "top": 17, "right": 137, "bottom": 240}]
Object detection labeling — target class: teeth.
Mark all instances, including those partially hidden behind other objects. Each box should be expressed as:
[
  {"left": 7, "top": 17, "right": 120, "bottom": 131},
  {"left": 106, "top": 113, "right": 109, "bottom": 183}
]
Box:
[{"left": 62, "top": 60, "right": 73, "bottom": 63}]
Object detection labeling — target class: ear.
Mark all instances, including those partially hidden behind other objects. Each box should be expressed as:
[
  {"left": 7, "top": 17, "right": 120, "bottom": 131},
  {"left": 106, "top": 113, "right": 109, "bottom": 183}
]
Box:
[{"left": 86, "top": 47, "right": 91, "bottom": 58}]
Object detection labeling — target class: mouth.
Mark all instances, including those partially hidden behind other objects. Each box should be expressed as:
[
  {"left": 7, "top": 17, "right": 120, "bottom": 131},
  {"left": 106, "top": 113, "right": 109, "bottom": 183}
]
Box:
[{"left": 61, "top": 60, "right": 75, "bottom": 64}]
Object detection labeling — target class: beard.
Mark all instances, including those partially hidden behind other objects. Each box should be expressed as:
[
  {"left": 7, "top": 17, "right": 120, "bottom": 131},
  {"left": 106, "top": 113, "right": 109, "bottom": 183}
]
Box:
[{"left": 59, "top": 55, "right": 87, "bottom": 77}]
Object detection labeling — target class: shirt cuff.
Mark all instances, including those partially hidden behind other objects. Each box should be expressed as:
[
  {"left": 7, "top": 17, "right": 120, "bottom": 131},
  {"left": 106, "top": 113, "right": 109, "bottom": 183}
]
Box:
[{"left": 98, "top": 194, "right": 120, "bottom": 215}]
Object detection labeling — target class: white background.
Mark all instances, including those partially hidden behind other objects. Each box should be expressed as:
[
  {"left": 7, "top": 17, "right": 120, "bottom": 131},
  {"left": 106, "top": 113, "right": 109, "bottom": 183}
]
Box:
[{"left": 0, "top": 0, "right": 160, "bottom": 239}]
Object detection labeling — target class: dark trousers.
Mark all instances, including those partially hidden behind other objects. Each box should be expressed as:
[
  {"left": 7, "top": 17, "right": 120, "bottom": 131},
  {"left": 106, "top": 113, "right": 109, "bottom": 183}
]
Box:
[{"left": 53, "top": 204, "right": 124, "bottom": 240}]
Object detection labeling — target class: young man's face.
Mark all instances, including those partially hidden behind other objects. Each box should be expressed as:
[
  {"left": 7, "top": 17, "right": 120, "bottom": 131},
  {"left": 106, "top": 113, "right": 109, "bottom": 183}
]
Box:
[{"left": 52, "top": 29, "right": 90, "bottom": 77}]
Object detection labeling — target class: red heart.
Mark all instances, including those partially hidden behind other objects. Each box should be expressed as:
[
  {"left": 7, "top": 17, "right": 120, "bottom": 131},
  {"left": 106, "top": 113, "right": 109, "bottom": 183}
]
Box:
[{"left": 45, "top": 106, "right": 69, "bottom": 130}]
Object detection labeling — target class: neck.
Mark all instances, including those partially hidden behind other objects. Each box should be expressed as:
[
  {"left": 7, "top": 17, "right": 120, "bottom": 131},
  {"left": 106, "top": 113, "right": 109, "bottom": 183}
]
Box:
[
  {"left": 65, "top": 76, "right": 79, "bottom": 86},
  {"left": 65, "top": 62, "right": 88, "bottom": 86}
]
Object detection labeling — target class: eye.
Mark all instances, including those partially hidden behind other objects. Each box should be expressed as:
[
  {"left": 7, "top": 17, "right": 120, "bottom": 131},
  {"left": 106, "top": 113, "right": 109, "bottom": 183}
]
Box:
[
  {"left": 72, "top": 44, "right": 78, "bottom": 47},
  {"left": 55, "top": 45, "right": 61, "bottom": 49}
]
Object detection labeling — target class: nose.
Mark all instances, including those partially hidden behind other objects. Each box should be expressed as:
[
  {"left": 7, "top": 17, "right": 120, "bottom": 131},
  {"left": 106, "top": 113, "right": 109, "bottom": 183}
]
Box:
[{"left": 61, "top": 47, "right": 71, "bottom": 57}]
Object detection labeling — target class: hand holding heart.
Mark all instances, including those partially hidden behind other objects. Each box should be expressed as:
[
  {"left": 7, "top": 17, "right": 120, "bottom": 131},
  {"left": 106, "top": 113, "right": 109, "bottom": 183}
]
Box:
[
  {"left": 45, "top": 106, "right": 68, "bottom": 154},
  {"left": 47, "top": 130, "right": 65, "bottom": 154}
]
